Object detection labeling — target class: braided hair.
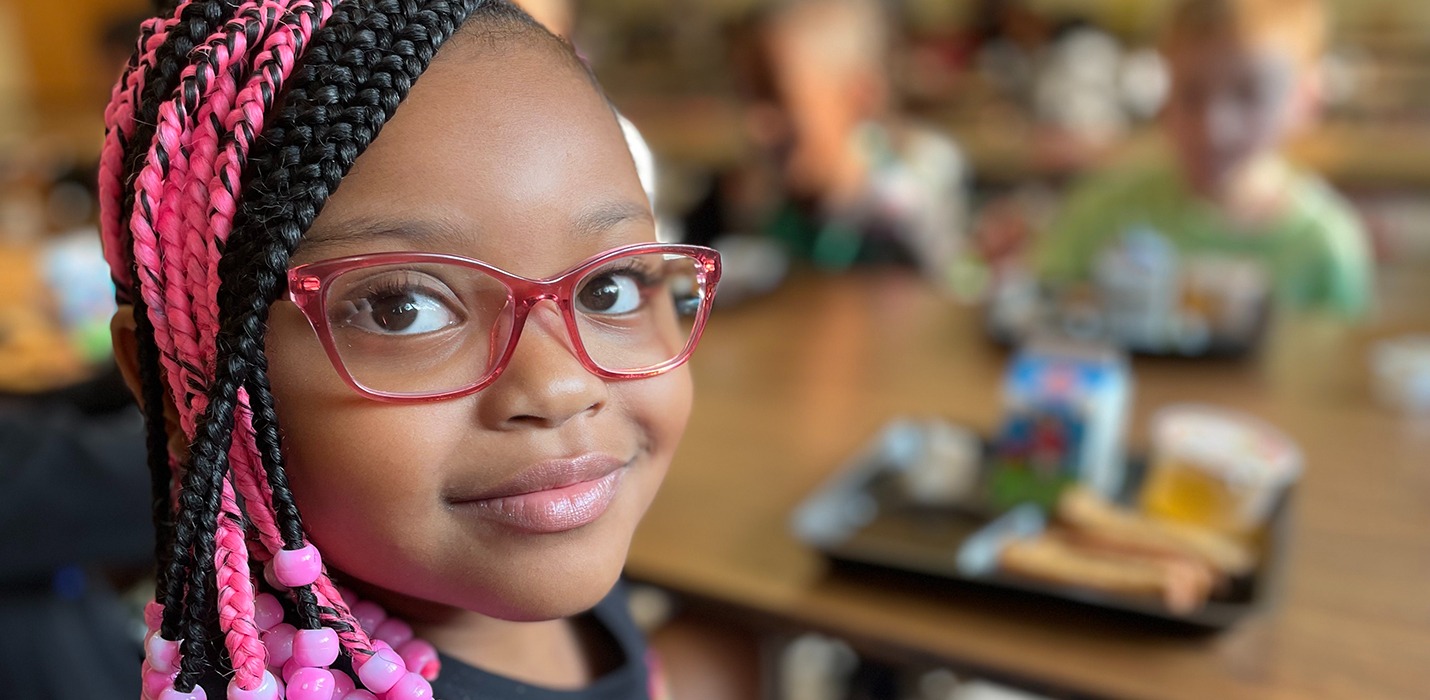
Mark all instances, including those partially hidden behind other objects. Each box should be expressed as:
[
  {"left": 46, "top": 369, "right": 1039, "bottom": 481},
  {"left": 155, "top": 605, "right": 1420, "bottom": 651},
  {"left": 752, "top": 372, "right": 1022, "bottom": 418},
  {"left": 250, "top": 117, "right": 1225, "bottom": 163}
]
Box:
[{"left": 100, "top": 1, "right": 566, "bottom": 696}]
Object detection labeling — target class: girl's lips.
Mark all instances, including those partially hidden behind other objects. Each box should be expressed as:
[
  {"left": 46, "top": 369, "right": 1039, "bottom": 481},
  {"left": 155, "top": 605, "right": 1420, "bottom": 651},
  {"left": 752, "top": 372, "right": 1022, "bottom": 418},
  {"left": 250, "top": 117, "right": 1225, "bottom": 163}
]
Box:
[
  {"left": 451, "top": 455, "right": 629, "bottom": 534},
  {"left": 462, "top": 469, "right": 625, "bottom": 534}
]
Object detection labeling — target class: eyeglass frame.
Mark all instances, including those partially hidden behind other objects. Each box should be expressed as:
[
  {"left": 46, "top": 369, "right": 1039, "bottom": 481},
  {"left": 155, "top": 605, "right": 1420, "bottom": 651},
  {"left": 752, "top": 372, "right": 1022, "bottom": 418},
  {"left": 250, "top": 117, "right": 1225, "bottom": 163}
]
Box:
[{"left": 285, "top": 242, "right": 722, "bottom": 404}]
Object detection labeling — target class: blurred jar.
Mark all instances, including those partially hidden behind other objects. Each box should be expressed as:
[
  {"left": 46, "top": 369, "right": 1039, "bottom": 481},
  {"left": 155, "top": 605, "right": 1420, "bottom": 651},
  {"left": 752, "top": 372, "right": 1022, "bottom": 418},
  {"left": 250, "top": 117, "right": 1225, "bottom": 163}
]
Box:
[{"left": 1140, "top": 405, "right": 1300, "bottom": 536}]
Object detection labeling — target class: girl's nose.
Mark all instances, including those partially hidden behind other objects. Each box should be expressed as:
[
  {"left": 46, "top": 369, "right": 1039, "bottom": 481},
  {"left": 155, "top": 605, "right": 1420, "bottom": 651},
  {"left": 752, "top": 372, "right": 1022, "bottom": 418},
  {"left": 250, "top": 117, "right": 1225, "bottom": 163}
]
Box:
[{"left": 476, "top": 301, "right": 608, "bottom": 430}]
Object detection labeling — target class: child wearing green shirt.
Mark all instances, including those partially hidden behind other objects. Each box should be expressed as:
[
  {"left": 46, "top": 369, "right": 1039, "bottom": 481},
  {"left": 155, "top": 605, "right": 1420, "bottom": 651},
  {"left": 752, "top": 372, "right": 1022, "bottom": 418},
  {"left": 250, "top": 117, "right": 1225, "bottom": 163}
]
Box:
[{"left": 1034, "top": 0, "right": 1373, "bottom": 317}]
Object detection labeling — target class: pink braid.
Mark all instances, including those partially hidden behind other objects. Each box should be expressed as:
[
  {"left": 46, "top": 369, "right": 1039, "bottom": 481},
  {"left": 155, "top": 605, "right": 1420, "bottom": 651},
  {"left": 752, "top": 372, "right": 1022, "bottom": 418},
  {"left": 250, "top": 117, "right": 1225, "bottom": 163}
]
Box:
[
  {"left": 176, "top": 3, "right": 299, "bottom": 376},
  {"left": 99, "top": 4, "right": 193, "bottom": 296},
  {"left": 136, "top": 4, "right": 282, "bottom": 425},
  {"left": 214, "top": 479, "right": 267, "bottom": 689},
  {"left": 231, "top": 399, "right": 284, "bottom": 554},
  {"left": 312, "top": 578, "right": 377, "bottom": 655}
]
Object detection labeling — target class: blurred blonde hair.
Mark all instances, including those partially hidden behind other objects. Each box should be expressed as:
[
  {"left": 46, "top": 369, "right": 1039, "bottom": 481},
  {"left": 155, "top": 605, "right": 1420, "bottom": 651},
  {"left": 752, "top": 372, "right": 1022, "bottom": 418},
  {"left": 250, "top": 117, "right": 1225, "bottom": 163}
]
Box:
[
  {"left": 765, "top": 0, "right": 891, "bottom": 78},
  {"left": 1162, "top": 0, "right": 1328, "bottom": 66}
]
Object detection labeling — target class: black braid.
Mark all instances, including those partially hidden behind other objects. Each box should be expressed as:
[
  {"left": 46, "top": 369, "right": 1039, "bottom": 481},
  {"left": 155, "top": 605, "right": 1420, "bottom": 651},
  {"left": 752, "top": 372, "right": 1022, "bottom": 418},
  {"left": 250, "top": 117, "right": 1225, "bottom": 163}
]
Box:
[
  {"left": 130, "top": 296, "right": 182, "bottom": 640},
  {"left": 173, "top": 433, "right": 230, "bottom": 689}
]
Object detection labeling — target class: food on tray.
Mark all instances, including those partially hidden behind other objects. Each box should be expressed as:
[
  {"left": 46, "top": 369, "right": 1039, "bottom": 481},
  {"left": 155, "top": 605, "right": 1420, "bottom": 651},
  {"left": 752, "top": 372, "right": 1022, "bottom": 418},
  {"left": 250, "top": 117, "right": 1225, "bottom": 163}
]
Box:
[
  {"left": 1001, "top": 532, "right": 1214, "bottom": 614},
  {"left": 996, "top": 487, "right": 1255, "bottom": 612},
  {"left": 1058, "top": 487, "right": 1254, "bottom": 576}
]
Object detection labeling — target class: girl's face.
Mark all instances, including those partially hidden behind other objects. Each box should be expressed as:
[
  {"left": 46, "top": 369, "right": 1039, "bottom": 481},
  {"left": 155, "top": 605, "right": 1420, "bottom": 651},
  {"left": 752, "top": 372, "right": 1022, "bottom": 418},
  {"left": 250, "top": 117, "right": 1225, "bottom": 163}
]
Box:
[{"left": 263, "top": 37, "right": 690, "bottom": 621}]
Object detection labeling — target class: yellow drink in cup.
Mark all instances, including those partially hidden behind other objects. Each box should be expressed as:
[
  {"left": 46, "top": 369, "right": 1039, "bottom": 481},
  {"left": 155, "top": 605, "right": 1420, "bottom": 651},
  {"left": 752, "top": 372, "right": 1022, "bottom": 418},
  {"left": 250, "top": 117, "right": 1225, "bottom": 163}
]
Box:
[{"left": 1140, "top": 405, "right": 1301, "bottom": 536}]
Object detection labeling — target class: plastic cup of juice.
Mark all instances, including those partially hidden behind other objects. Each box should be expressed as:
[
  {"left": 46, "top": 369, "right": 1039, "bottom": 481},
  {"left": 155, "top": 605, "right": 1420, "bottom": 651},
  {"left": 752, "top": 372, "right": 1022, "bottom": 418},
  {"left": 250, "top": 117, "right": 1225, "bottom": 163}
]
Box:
[{"left": 1140, "top": 404, "right": 1301, "bottom": 536}]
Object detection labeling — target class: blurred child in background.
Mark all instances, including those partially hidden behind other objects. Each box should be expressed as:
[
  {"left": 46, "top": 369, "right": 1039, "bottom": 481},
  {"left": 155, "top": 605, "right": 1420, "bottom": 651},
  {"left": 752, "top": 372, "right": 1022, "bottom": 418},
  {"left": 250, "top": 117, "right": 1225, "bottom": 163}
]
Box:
[
  {"left": 693, "top": 0, "right": 968, "bottom": 283},
  {"left": 1033, "top": 0, "right": 1374, "bottom": 317}
]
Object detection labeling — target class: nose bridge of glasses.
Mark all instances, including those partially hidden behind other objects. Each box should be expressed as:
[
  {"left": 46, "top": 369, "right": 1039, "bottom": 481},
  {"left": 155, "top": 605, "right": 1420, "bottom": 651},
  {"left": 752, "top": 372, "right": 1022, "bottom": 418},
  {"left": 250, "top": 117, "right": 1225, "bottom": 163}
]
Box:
[
  {"left": 517, "top": 291, "right": 562, "bottom": 309},
  {"left": 509, "top": 293, "right": 575, "bottom": 347}
]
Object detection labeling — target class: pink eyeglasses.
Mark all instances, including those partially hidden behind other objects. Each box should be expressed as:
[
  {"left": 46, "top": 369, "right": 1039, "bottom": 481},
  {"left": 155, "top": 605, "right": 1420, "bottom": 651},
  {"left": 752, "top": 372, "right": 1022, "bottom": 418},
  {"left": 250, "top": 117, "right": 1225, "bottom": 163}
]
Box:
[{"left": 286, "top": 243, "right": 721, "bottom": 402}]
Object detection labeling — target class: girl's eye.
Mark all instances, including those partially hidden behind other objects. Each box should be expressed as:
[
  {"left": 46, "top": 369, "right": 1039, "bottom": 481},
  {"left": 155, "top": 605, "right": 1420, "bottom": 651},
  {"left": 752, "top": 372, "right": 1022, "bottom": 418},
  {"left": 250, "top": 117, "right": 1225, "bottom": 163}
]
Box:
[
  {"left": 576, "top": 272, "right": 645, "bottom": 315},
  {"left": 339, "top": 288, "right": 461, "bottom": 336}
]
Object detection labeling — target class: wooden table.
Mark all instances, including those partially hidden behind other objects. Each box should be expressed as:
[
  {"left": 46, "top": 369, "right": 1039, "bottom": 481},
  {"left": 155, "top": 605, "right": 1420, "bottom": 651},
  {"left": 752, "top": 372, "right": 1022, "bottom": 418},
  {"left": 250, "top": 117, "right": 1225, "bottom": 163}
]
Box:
[{"left": 628, "top": 267, "right": 1430, "bottom": 700}]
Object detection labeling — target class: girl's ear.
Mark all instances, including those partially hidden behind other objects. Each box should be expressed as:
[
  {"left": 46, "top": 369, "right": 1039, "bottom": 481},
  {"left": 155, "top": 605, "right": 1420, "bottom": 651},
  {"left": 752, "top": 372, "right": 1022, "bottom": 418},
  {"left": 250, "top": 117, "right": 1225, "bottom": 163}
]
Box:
[
  {"left": 111, "top": 306, "right": 145, "bottom": 403},
  {"left": 111, "top": 306, "right": 186, "bottom": 456}
]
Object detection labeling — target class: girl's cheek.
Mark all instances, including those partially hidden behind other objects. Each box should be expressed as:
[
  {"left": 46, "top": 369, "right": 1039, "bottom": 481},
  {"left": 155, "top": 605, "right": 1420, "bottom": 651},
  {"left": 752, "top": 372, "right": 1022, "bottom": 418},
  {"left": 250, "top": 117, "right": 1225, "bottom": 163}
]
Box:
[{"left": 624, "top": 367, "right": 694, "bottom": 456}]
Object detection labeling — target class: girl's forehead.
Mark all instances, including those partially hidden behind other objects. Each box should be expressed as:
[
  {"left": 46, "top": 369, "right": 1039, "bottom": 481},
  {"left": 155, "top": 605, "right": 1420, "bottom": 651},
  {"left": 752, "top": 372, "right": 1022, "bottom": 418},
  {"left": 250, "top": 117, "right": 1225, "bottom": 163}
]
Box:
[{"left": 298, "top": 39, "right": 650, "bottom": 269}]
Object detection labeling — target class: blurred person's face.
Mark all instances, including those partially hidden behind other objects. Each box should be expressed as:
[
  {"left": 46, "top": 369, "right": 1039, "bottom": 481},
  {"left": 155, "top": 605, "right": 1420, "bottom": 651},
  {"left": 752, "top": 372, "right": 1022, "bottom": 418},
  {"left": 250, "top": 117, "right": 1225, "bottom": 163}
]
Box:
[
  {"left": 1163, "top": 34, "right": 1317, "bottom": 196},
  {"left": 750, "top": 19, "right": 886, "bottom": 203}
]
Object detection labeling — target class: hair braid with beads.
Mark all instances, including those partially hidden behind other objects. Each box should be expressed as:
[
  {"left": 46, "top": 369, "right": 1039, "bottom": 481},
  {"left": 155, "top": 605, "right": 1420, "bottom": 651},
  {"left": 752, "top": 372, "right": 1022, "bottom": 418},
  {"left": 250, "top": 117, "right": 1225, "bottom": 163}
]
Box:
[{"left": 100, "top": 0, "right": 556, "bottom": 696}]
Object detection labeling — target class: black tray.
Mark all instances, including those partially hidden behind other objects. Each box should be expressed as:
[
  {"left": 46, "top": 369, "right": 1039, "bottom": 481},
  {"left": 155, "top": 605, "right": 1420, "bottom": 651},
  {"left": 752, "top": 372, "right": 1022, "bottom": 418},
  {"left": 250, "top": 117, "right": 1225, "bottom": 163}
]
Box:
[
  {"left": 791, "top": 420, "right": 1292, "bottom": 631},
  {"left": 981, "top": 295, "right": 1272, "bottom": 359}
]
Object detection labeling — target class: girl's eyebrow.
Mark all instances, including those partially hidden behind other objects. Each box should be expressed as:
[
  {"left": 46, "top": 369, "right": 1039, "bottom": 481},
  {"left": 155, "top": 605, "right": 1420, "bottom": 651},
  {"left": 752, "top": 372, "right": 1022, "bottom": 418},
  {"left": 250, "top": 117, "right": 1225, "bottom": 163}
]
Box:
[
  {"left": 300, "top": 216, "right": 470, "bottom": 255},
  {"left": 571, "top": 200, "right": 654, "bottom": 236},
  {"left": 301, "top": 201, "right": 654, "bottom": 254}
]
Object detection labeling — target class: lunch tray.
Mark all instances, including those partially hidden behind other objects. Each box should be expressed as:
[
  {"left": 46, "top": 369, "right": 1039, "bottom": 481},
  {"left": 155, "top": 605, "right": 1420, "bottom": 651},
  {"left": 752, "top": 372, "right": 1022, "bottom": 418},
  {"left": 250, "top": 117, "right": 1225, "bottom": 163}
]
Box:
[{"left": 791, "top": 419, "right": 1292, "bottom": 630}]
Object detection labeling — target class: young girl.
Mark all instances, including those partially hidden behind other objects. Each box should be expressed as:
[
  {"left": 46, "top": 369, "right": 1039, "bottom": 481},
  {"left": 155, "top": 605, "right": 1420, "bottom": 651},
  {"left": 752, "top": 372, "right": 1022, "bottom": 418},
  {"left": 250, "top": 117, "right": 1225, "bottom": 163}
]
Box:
[{"left": 99, "top": 1, "right": 720, "bottom": 698}]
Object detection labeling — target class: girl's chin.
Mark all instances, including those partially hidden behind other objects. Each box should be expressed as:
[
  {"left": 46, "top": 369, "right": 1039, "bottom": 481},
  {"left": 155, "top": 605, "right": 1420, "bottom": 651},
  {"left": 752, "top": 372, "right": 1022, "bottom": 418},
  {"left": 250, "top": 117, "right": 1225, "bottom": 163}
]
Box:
[
  {"left": 475, "top": 567, "right": 624, "bottom": 622},
  {"left": 440, "top": 574, "right": 620, "bottom": 622},
  {"left": 359, "top": 565, "right": 623, "bottom": 624}
]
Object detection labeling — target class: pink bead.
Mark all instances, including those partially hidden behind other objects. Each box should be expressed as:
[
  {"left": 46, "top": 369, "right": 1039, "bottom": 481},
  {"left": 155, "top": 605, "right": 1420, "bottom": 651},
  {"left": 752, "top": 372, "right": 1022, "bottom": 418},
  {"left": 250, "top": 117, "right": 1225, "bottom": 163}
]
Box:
[
  {"left": 226, "top": 670, "right": 280, "bottom": 700},
  {"left": 335, "top": 587, "right": 358, "bottom": 607},
  {"left": 293, "top": 628, "right": 340, "bottom": 667},
  {"left": 350, "top": 649, "right": 374, "bottom": 672},
  {"left": 356, "top": 648, "right": 405, "bottom": 694},
  {"left": 143, "top": 661, "right": 180, "bottom": 700},
  {"left": 273, "top": 544, "right": 322, "bottom": 588},
  {"left": 332, "top": 671, "right": 356, "bottom": 698},
  {"left": 281, "top": 657, "right": 304, "bottom": 685},
  {"left": 287, "top": 667, "right": 336, "bottom": 700},
  {"left": 343, "top": 692, "right": 378, "bottom": 700},
  {"left": 158, "top": 687, "right": 208, "bottom": 700},
  {"left": 146, "top": 634, "right": 183, "bottom": 674},
  {"left": 395, "top": 640, "right": 438, "bottom": 681},
  {"left": 381, "top": 672, "right": 432, "bottom": 700},
  {"left": 263, "top": 561, "right": 286, "bottom": 590},
  {"left": 350, "top": 601, "right": 387, "bottom": 633},
  {"left": 144, "top": 600, "right": 164, "bottom": 631},
  {"left": 373, "top": 618, "right": 413, "bottom": 648},
  {"left": 254, "top": 593, "right": 285, "bottom": 631},
  {"left": 262, "top": 623, "right": 297, "bottom": 669}
]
